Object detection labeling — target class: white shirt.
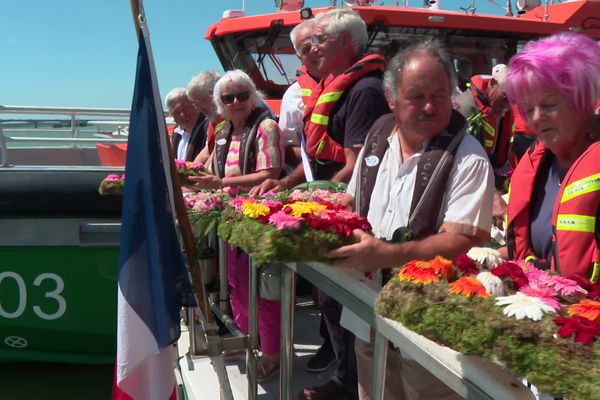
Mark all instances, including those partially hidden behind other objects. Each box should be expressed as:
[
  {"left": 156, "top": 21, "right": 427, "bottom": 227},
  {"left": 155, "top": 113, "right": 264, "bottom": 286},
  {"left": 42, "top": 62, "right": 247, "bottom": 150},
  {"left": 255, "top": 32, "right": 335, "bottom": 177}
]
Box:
[
  {"left": 278, "top": 81, "right": 303, "bottom": 146},
  {"left": 174, "top": 126, "right": 191, "bottom": 161},
  {"left": 342, "top": 128, "right": 494, "bottom": 341}
]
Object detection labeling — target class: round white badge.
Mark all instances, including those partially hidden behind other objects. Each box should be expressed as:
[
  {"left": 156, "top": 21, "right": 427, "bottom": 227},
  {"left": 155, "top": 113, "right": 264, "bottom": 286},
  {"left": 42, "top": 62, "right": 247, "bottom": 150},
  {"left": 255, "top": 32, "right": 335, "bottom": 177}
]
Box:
[
  {"left": 364, "top": 155, "right": 380, "bottom": 167},
  {"left": 216, "top": 138, "right": 227, "bottom": 146}
]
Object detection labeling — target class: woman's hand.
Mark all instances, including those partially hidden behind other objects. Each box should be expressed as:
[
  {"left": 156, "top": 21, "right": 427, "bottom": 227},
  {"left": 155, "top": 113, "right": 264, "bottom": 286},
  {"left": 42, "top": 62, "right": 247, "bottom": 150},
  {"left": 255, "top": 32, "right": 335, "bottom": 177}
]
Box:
[{"left": 188, "top": 172, "right": 221, "bottom": 190}]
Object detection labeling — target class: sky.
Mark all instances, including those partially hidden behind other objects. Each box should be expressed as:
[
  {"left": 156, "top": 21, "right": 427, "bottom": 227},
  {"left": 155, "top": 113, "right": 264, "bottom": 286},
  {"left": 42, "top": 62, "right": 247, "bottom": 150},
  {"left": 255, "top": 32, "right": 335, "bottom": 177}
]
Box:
[{"left": 0, "top": 0, "right": 502, "bottom": 109}]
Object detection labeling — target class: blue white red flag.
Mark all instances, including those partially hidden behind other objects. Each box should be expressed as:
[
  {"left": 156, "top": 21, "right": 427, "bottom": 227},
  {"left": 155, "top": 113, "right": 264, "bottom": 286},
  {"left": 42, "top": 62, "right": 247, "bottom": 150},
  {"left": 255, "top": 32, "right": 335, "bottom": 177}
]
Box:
[{"left": 112, "top": 21, "right": 189, "bottom": 400}]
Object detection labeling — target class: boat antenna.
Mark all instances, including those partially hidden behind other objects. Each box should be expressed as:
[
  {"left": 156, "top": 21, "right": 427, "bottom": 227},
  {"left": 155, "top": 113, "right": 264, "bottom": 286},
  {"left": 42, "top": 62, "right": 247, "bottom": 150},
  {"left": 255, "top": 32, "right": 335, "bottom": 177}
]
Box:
[
  {"left": 459, "top": 0, "right": 476, "bottom": 14},
  {"left": 506, "top": 0, "right": 514, "bottom": 16},
  {"left": 544, "top": 0, "right": 551, "bottom": 21}
]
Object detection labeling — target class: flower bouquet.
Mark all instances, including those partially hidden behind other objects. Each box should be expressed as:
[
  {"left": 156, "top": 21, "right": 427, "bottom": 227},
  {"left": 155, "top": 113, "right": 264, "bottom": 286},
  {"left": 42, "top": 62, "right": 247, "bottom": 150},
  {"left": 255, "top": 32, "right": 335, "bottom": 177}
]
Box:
[
  {"left": 185, "top": 189, "right": 233, "bottom": 238},
  {"left": 375, "top": 250, "right": 600, "bottom": 400},
  {"left": 175, "top": 160, "right": 205, "bottom": 184},
  {"left": 217, "top": 192, "right": 371, "bottom": 265},
  {"left": 98, "top": 173, "right": 125, "bottom": 195}
]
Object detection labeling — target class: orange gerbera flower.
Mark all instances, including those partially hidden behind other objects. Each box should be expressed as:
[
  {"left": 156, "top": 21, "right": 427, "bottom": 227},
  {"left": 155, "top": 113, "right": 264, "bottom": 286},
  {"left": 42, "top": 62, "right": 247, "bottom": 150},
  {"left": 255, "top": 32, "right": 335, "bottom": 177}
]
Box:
[
  {"left": 398, "top": 260, "right": 439, "bottom": 284},
  {"left": 449, "top": 276, "right": 490, "bottom": 298},
  {"left": 429, "top": 256, "right": 455, "bottom": 280},
  {"left": 568, "top": 300, "right": 600, "bottom": 323}
]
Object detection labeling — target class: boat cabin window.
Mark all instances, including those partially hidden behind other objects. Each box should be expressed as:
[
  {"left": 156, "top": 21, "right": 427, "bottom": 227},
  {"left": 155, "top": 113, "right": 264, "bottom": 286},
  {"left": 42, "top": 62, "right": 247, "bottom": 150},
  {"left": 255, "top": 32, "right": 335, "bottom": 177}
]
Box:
[{"left": 211, "top": 24, "right": 540, "bottom": 97}]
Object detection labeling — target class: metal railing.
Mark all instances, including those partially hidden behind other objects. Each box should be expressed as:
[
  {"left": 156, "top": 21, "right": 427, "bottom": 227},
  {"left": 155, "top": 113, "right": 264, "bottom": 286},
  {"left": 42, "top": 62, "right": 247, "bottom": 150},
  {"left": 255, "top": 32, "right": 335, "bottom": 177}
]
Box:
[
  {"left": 187, "top": 238, "right": 537, "bottom": 400},
  {"left": 0, "top": 105, "right": 134, "bottom": 167}
]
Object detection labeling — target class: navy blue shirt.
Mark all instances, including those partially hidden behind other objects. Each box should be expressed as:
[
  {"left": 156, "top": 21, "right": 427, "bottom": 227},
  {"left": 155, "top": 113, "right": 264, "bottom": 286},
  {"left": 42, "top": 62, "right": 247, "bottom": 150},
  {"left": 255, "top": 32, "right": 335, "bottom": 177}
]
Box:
[
  {"left": 530, "top": 156, "right": 567, "bottom": 263},
  {"left": 314, "top": 72, "right": 390, "bottom": 180}
]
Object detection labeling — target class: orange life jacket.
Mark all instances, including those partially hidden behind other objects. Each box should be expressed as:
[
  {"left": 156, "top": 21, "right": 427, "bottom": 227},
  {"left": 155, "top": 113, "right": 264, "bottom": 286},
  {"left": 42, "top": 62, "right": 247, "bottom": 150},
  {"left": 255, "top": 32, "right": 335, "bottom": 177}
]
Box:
[
  {"left": 296, "top": 65, "right": 318, "bottom": 109},
  {"left": 506, "top": 141, "right": 600, "bottom": 280},
  {"left": 303, "top": 54, "right": 386, "bottom": 163},
  {"left": 467, "top": 76, "right": 514, "bottom": 168}
]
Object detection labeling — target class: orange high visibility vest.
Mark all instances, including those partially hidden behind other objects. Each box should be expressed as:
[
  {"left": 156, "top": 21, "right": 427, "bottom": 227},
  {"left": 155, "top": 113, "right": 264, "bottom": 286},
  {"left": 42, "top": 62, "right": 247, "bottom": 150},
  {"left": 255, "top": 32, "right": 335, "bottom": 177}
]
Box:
[{"left": 303, "top": 54, "right": 386, "bottom": 163}]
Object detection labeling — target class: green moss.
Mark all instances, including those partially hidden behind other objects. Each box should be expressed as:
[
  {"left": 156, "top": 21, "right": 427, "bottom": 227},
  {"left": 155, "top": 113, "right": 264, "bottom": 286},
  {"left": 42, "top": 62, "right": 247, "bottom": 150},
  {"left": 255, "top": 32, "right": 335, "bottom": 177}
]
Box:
[
  {"left": 217, "top": 208, "right": 352, "bottom": 265},
  {"left": 375, "top": 276, "right": 600, "bottom": 399}
]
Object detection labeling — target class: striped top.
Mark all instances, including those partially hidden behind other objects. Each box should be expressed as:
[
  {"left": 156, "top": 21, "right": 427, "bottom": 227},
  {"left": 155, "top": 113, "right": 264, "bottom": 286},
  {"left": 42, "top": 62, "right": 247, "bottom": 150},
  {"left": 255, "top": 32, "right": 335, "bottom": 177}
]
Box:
[{"left": 222, "top": 118, "right": 284, "bottom": 178}]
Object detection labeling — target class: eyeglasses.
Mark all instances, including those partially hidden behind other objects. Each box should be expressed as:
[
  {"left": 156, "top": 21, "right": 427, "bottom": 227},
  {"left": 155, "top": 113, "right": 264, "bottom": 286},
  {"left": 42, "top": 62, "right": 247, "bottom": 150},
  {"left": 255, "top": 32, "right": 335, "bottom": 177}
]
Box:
[
  {"left": 310, "top": 32, "right": 337, "bottom": 46},
  {"left": 220, "top": 91, "right": 250, "bottom": 104},
  {"left": 297, "top": 42, "right": 312, "bottom": 57}
]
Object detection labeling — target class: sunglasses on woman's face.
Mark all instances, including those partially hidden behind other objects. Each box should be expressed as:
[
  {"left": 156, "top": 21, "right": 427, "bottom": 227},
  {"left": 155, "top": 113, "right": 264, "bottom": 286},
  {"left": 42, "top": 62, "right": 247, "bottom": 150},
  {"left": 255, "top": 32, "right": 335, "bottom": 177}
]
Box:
[{"left": 221, "top": 91, "right": 250, "bottom": 105}]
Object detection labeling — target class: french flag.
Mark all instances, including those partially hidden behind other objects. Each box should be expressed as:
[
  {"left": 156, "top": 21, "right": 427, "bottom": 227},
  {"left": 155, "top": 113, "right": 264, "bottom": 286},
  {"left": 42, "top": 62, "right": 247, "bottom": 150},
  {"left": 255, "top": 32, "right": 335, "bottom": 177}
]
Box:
[{"left": 113, "top": 17, "right": 190, "bottom": 400}]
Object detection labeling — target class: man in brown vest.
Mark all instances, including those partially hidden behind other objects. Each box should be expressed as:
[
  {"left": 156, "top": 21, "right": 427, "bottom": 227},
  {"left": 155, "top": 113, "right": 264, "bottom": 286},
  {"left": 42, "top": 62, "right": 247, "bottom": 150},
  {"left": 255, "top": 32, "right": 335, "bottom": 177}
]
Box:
[{"left": 326, "top": 39, "right": 494, "bottom": 399}]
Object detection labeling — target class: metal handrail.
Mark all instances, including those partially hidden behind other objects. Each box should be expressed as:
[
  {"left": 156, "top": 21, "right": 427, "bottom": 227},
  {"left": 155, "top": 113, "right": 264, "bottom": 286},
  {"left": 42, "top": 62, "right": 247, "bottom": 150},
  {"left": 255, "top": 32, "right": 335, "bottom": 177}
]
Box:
[
  {"left": 280, "top": 262, "right": 536, "bottom": 400},
  {"left": 0, "top": 105, "right": 131, "bottom": 116}
]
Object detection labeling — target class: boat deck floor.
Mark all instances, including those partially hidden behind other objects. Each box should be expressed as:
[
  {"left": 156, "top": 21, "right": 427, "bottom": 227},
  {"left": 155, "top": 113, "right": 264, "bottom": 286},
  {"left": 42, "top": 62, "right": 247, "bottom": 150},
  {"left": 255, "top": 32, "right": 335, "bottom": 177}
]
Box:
[{"left": 178, "top": 298, "right": 334, "bottom": 400}]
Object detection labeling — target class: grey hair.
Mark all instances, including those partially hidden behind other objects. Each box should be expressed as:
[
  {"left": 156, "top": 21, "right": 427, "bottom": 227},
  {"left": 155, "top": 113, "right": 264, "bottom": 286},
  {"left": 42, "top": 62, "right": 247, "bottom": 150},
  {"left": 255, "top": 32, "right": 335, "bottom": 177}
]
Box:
[
  {"left": 213, "top": 69, "right": 264, "bottom": 118},
  {"left": 186, "top": 70, "right": 221, "bottom": 101},
  {"left": 165, "top": 87, "right": 191, "bottom": 110},
  {"left": 383, "top": 39, "right": 457, "bottom": 101},
  {"left": 315, "top": 8, "right": 368, "bottom": 56},
  {"left": 290, "top": 20, "right": 314, "bottom": 53}
]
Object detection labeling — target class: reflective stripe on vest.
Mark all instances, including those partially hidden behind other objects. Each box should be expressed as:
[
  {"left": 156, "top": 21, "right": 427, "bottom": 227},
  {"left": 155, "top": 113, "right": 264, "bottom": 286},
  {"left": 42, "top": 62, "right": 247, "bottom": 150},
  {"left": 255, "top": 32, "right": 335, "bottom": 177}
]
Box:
[
  {"left": 555, "top": 214, "right": 596, "bottom": 233},
  {"left": 300, "top": 88, "right": 312, "bottom": 97},
  {"left": 316, "top": 91, "right": 344, "bottom": 106},
  {"left": 561, "top": 172, "right": 600, "bottom": 203},
  {"left": 214, "top": 120, "right": 226, "bottom": 133},
  {"left": 482, "top": 120, "right": 495, "bottom": 137},
  {"left": 591, "top": 263, "right": 600, "bottom": 284},
  {"left": 310, "top": 113, "right": 329, "bottom": 126}
]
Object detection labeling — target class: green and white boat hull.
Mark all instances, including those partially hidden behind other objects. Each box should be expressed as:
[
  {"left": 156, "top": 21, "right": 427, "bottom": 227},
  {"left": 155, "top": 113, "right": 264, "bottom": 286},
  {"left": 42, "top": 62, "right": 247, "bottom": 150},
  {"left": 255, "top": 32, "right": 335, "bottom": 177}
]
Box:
[{"left": 0, "top": 169, "right": 122, "bottom": 364}]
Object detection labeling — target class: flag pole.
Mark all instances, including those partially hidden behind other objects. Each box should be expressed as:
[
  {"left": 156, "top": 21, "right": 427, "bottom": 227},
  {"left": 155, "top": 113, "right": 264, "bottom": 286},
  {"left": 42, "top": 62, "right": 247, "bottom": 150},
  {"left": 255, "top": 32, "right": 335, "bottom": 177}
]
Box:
[{"left": 129, "top": 0, "right": 216, "bottom": 332}]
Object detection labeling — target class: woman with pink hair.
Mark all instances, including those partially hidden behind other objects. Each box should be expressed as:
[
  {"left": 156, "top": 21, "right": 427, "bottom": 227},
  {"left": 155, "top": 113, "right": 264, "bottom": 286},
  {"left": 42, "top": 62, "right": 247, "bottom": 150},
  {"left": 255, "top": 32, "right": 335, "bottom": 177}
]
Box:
[{"left": 504, "top": 33, "right": 600, "bottom": 281}]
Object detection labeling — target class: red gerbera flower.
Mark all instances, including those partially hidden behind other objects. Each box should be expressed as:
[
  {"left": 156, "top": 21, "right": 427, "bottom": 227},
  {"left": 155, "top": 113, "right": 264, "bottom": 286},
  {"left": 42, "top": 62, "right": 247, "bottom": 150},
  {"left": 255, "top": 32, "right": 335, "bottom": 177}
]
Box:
[
  {"left": 452, "top": 253, "right": 479, "bottom": 276},
  {"left": 554, "top": 316, "right": 600, "bottom": 345},
  {"left": 491, "top": 261, "right": 529, "bottom": 289}
]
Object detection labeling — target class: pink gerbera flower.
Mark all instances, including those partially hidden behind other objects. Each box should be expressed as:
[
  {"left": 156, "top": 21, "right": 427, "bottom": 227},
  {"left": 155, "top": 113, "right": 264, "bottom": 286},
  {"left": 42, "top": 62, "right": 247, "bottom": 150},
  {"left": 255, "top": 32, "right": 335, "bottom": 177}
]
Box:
[
  {"left": 519, "top": 284, "right": 561, "bottom": 311},
  {"left": 543, "top": 275, "right": 587, "bottom": 297},
  {"left": 105, "top": 174, "right": 121, "bottom": 181},
  {"left": 230, "top": 197, "right": 255, "bottom": 212},
  {"left": 268, "top": 211, "right": 302, "bottom": 230}
]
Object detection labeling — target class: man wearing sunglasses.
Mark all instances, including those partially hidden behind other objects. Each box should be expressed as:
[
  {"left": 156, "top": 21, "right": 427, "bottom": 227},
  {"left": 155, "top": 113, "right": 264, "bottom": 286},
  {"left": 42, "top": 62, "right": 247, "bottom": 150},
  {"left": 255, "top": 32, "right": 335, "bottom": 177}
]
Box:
[{"left": 454, "top": 63, "right": 514, "bottom": 229}]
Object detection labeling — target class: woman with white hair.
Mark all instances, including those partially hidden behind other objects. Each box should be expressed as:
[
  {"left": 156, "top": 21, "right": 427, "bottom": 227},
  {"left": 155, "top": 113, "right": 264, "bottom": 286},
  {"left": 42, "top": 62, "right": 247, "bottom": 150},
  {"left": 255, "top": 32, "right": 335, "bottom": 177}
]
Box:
[{"left": 189, "top": 69, "right": 284, "bottom": 381}]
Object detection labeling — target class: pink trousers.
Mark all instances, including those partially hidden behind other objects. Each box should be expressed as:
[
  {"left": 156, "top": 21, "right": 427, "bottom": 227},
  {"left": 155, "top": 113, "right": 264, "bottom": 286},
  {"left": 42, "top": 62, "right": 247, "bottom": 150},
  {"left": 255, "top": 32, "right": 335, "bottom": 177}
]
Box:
[{"left": 227, "top": 246, "right": 281, "bottom": 355}]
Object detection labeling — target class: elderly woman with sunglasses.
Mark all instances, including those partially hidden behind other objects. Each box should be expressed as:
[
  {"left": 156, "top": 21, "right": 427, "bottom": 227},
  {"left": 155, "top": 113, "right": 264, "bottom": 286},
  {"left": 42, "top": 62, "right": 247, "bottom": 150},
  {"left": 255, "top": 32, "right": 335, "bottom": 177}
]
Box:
[
  {"left": 189, "top": 69, "right": 283, "bottom": 190},
  {"left": 503, "top": 33, "right": 600, "bottom": 281},
  {"left": 189, "top": 69, "right": 284, "bottom": 382}
]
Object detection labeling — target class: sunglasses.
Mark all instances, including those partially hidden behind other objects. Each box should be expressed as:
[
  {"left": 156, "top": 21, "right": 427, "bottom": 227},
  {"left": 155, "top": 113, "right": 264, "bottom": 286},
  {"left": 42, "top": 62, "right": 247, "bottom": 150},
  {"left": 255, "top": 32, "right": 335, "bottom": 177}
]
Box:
[{"left": 221, "top": 91, "right": 250, "bottom": 105}]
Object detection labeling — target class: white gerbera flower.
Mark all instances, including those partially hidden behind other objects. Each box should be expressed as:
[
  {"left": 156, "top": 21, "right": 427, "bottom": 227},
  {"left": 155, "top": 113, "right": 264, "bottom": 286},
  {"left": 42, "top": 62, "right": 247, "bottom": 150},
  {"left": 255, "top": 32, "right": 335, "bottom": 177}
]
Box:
[
  {"left": 495, "top": 293, "right": 556, "bottom": 321},
  {"left": 466, "top": 247, "right": 504, "bottom": 269},
  {"left": 476, "top": 271, "right": 506, "bottom": 296}
]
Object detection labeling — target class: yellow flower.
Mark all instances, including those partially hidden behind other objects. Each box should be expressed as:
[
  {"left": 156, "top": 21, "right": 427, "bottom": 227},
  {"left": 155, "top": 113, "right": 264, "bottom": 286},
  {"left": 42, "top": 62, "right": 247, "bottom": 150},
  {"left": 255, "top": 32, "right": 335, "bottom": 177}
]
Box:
[
  {"left": 568, "top": 300, "right": 600, "bottom": 323},
  {"left": 285, "top": 201, "right": 327, "bottom": 217},
  {"left": 241, "top": 202, "right": 270, "bottom": 219}
]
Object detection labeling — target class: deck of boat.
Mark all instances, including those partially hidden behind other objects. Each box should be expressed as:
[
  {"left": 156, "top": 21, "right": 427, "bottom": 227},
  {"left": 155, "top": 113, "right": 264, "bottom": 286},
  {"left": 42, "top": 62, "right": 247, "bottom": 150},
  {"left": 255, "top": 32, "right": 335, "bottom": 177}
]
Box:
[{"left": 178, "top": 297, "right": 333, "bottom": 400}]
